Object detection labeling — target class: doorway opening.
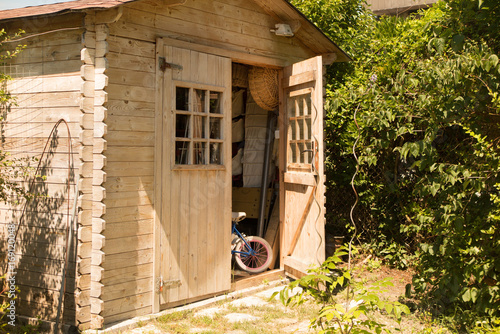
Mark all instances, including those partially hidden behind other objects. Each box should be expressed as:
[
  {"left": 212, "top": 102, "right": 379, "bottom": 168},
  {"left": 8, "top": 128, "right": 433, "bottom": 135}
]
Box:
[{"left": 230, "top": 62, "right": 281, "bottom": 279}]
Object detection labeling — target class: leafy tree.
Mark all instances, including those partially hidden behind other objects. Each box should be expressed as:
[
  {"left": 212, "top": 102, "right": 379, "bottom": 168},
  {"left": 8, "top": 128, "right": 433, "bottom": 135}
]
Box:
[{"left": 292, "top": 0, "right": 500, "bottom": 330}]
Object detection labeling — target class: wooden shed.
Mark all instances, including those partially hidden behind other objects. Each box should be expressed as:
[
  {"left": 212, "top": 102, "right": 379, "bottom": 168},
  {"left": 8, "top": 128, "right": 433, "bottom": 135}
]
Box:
[{"left": 0, "top": 0, "right": 349, "bottom": 331}]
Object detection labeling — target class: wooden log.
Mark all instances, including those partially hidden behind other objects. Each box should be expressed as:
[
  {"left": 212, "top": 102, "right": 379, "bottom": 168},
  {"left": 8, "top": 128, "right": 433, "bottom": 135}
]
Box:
[
  {"left": 104, "top": 175, "right": 154, "bottom": 193},
  {"left": 101, "top": 248, "right": 153, "bottom": 273},
  {"left": 6, "top": 75, "right": 82, "bottom": 94},
  {"left": 101, "top": 263, "right": 152, "bottom": 286},
  {"left": 106, "top": 115, "right": 155, "bottom": 132},
  {"left": 105, "top": 147, "right": 154, "bottom": 162},
  {"left": 105, "top": 131, "right": 154, "bottom": 147},
  {"left": 106, "top": 83, "right": 155, "bottom": 103},
  {"left": 102, "top": 234, "right": 152, "bottom": 255},
  {"left": 107, "top": 35, "right": 155, "bottom": 57},
  {"left": 106, "top": 99, "right": 155, "bottom": 118},
  {"left": 103, "top": 306, "right": 151, "bottom": 325},
  {"left": 103, "top": 219, "right": 153, "bottom": 239},
  {"left": 101, "top": 277, "right": 152, "bottom": 302},
  {"left": 101, "top": 291, "right": 152, "bottom": 318},
  {"left": 102, "top": 205, "right": 154, "bottom": 224},
  {"left": 106, "top": 52, "right": 155, "bottom": 73}
]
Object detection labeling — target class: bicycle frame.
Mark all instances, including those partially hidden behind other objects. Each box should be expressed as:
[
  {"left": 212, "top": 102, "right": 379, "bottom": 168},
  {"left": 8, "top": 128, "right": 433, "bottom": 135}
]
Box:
[{"left": 231, "top": 222, "right": 256, "bottom": 257}]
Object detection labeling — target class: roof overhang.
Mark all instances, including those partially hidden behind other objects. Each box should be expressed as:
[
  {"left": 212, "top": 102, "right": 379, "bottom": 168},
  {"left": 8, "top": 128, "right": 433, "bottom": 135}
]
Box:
[{"left": 0, "top": 0, "right": 351, "bottom": 63}]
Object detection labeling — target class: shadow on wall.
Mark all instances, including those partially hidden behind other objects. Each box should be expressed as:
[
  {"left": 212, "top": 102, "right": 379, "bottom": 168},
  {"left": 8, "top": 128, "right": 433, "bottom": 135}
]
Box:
[{"left": 1, "top": 125, "right": 79, "bottom": 331}]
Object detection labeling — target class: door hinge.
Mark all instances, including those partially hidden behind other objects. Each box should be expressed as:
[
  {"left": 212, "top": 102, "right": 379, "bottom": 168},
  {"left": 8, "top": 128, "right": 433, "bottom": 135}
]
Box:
[
  {"left": 156, "top": 276, "right": 182, "bottom": 293},
  {"left": 159, "top": 57, "right": 183, "bottom": 72}
]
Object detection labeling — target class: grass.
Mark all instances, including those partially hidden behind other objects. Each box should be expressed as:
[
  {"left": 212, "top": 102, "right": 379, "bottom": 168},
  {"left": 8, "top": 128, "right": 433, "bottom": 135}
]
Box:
[
  {"left": 118, "top": 265, "right": 458, "bottom": 334},
  {"left": 146, "top": 292, "right": 320, "bottom": 334}
]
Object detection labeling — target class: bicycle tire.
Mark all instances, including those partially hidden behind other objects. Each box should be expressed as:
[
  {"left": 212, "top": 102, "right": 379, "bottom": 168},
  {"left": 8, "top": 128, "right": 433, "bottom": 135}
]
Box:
[{"left": 234, "top": 236, "right": 273, "bottom": 274}]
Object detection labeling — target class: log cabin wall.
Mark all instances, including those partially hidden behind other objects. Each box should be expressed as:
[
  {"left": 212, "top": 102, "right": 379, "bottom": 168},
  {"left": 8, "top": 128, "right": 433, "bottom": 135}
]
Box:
[
  {"left": 0, "top": 12, "right": 88, "bottom": 330},
  {"left": 99, "top": 0, "right": 322, "bottom": 325}
]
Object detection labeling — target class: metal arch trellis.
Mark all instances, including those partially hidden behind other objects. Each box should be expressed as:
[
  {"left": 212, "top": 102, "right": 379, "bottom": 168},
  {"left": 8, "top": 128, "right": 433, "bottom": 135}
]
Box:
[{"left": 11, "top": 119, "right": 78, "bottom": 332}]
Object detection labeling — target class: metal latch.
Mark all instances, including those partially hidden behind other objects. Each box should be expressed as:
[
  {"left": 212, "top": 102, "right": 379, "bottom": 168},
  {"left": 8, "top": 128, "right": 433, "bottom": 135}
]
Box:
[
  {"left": 159, "top": 57, "right": 183, "bottom": 72},
  {"left": 156, "top": 276, "right": 182, "bottom": 293}
]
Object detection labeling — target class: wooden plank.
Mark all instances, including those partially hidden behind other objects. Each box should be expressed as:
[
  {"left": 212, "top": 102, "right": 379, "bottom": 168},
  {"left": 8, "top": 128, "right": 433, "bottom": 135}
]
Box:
[
  {"left": 283, "top": 172, "right": 315, "bottom": 186},
  {"left": 106, "top": 115, "right": 155, "bottom": 132},
  {"left": 104, "top": 176, "right": 154, "bottom": 193},
  {"left": 106, "top": 83, "right": 155, "bottom": 103},
  {"left": 105, "top": 147, "right": 154, "bottom": 162},
  {"left": 177, "top": 171, "right": 190, "bottom": 302},
  {"left": 101, "top": 263, "right": 153, "bottom": 286},
  {"left": 282, "top": 70, "right": 316, "bottom": 88},
  {"left": 102, "top": 234, "right": 153, "bottom": 255},
  {"left": 8, "top": 44, "right": 81, "bottom": 64},
  {"left": 102, "top": 248, "right": 153, "bottom": 271},
  {"left": 3, "top": 30, "right": 82, "bottom": 49},
  {"left": 102, "top": 205, "right": 154, "bottom": 224},
  {"left": 4, "top": 91, "right": 81, "bottom": 109},
  {"left": 4, "top": 60, "right": 82, "bottom": 77},
  {"left": 101, "top": 277, "right": 152, "bottom": 302},
  {"left": 103, "top": 306, "right": 151, "bottom": 325},
  {"left": 103, "top": 190, "right": 153, "bottom": 207},
  {"left": 0, "top": 254, "right": 76, "bottom": 276},
  {"left": 106, "top": 52, "right": 155, "bottom": 73},
  {"left": 107, "top": 35, "right": 155, "bottom": 58},
  {"left": 106, "top": 131, "right": 155, "bottom": 147},
  {"left": 6, "top": 76, "right": 82, "bottom": 94},
  {"left": 188, "top": 170, "right": 200, "bottom": 298},
  {"left": 231, "top": 269, "right": 285, "bottom": 291},
  {"left": 287, "top": 185, "right": 316, "bottom": 256},
  {"left": 106, "top": 99, "right": 155, "bottom": 118},
  {"left": 1, "top": 136, "right": 81, "bottom": 152},
  {"left": 106, "top": 68, "right": 155, "bottom": 88},
  {"left": 11, "top": 300, "right": 77, "bottom": 323},
  {"left": 283, "top": 256, "right": 310, "bottom": 279}
]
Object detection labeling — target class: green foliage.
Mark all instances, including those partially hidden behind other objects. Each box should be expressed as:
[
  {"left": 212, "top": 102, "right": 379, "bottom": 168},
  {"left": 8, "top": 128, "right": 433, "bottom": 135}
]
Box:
[
  {"left": 291, "top": 0, "right": 500, "bottom": 330},
  {"left": 0, "top": 29, "right": 29, "bottom": 205},
  {"left": 273, "top": 247, "right": 410, "bottom": 334}
]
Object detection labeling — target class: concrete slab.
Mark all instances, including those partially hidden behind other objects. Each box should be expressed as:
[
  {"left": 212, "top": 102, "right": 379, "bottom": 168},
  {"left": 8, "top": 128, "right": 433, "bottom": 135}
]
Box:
[
  {"left": 224, "top": 313, "right": 260, "bottom": 323},
  {"left": 229, "top": 296, "right": 266, "bottom": 308}
]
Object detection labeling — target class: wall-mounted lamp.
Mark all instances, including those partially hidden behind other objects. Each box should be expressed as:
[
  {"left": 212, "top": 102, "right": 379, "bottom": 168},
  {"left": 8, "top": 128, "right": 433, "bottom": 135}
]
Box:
[{"left": 270, "top": 23, "right": 294, "bottom": 37}]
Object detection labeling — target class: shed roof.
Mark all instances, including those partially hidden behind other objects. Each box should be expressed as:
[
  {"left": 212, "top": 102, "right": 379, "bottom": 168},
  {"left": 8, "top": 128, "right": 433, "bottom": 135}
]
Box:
[{"left": 0, "top": 0, "right": 350, "bottom": 62}]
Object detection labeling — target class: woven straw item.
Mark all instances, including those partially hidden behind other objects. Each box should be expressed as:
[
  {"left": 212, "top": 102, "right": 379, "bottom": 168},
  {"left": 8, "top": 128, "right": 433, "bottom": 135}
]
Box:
[
  {"left": 248, "top": 66, "right": 279, "bottom": 111},
  {"left": 232, "top": 63, "right": 249, "bottom": 88}
]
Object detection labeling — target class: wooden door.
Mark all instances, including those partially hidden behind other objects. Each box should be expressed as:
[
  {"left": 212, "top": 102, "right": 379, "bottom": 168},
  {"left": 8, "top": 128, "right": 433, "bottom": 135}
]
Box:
[
  {"left": 279, "top": 56, "right": 325, "bottom": 277},
  {"left": 155, "top": 41, "right": 232, "bottom": 309}
]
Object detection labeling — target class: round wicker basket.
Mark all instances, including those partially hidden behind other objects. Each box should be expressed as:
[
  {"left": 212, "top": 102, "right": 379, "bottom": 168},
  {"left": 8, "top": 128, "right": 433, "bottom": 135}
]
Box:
[{"left": 248, "top": 66, "right": 279, "bottom": 111}]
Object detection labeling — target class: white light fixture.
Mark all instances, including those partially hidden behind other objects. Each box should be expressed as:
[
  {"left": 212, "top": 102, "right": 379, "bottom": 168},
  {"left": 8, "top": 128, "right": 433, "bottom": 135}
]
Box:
[{"left": 271, "top": 23, "right": 294, "bottom": 37}]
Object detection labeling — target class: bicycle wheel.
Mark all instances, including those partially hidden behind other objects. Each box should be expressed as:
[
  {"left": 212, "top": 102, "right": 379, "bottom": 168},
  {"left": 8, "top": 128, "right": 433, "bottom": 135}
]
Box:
[{"left": 234, "top": 236, "right": 273, "bottom": 274}]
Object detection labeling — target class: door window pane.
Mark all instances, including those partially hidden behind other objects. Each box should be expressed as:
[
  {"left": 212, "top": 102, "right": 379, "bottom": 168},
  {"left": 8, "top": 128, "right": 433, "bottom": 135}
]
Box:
[
  {"left": 176, "top": 114, "right": 190, "bottom": 138},
  {"left": 209, "top": 118, "right": 221, "bottom": 139},
  {"left": 193, "top": 142, "right": 206, "bottom": 164},
  {"left": 173, "top": 85, "right": 224, "bottom": 166},
  {"left": 175, "top": 141, "right": 190, "bottom": 164},
  {"left": 194, "top": 89, "right": 206, "bottom": 113},
  {"left": 209, "top": 91, "right": 222, "bottom": 114},
  {"left": 176, "top": 87, "right": 190, "bottom": 111},
  {"left": 288, "top": 93, "right": 312, "bottom": 166},
  {"left": 193, "top": 115, "right": 206, "bottom": 138},
  {"left": 210, "top": 143, "right": 221, "bottom": 164}
]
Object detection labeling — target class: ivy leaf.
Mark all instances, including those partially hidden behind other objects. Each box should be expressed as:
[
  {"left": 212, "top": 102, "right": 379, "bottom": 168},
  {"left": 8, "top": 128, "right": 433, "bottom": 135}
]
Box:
[{"left": 451, "top": 34, "right": 465, "bottom": 52}]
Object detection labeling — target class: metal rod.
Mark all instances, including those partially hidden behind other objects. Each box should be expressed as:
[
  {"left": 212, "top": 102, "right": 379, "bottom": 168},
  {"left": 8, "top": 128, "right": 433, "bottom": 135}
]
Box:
[{"left": 257, "top": 112, "right": 277, "bottom": 237}]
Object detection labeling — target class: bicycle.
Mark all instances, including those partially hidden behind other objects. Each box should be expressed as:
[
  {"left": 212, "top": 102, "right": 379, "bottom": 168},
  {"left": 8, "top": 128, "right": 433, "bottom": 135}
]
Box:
[{"left": 231, "top": 212, "right": 273, "bottom": 274}]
